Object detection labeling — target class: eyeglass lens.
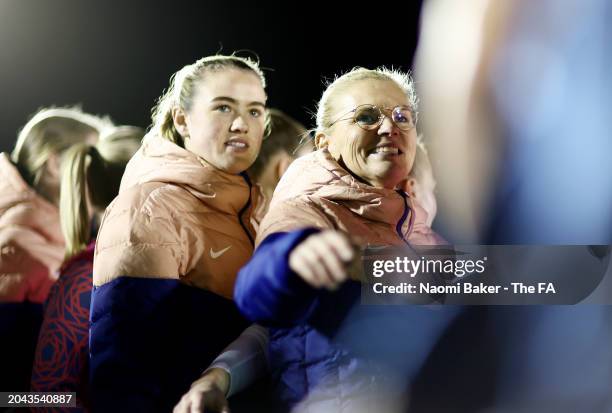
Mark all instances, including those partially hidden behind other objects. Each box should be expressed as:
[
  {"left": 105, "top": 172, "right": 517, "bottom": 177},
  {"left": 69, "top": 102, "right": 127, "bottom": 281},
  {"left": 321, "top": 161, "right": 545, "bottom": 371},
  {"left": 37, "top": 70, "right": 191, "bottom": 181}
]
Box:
[{"left": 354, "top": 106, "right": 413, "bottom": 130}]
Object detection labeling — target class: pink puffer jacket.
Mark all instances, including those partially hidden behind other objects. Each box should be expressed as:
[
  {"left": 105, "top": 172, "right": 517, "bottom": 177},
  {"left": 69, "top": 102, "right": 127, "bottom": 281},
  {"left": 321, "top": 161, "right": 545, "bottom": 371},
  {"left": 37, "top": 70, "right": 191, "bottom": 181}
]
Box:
[
  {"left": 93, "top": 134, "right": 260, "bottom": 299},
  {"left": 256, "top": 148, "right": 444, "bottom": 248},
  {"left": 0, "top": 153, "right": 64, "bottom": 303}
]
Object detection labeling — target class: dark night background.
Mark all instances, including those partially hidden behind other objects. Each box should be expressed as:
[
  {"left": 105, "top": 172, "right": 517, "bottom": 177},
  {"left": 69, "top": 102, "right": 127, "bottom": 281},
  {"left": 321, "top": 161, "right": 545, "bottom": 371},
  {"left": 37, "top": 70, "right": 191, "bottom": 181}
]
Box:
[{"left": 0, "top": 0, "right": 423, "bottom": 153}]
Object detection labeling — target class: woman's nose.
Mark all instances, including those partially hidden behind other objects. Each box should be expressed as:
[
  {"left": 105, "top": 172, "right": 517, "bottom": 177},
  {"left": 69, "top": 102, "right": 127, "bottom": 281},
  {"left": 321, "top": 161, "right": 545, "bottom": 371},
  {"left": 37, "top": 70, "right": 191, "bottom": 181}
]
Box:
[
  {"left": 378, "top": 115, "right": 400, "bottom": 135},
  {"left": 230, "top": 115, "right": 249, "bottom": 133}
]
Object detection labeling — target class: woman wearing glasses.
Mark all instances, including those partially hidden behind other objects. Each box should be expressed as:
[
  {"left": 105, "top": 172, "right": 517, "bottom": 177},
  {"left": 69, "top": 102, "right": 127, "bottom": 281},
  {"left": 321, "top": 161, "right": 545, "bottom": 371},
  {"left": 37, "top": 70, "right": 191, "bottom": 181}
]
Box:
[{"left": 233, "top": 68, "right": 456, "bottom": 412}]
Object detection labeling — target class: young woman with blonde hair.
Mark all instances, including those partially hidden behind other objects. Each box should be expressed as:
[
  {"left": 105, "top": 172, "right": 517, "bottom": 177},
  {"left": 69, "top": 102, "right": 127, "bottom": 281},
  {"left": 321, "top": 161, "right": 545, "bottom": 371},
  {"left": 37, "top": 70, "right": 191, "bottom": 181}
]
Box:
[
  {"left": 0, "top": 107, "right": 110, "bottom": 391},
  {"left": 31, "top": 126, "right": 143, "bottom": 410},
  {"left": 89, "top": 54, "right": 268, "bottom": 412},
  {"left": 1, "top": 107, "right": 111, "bottom": 303}
]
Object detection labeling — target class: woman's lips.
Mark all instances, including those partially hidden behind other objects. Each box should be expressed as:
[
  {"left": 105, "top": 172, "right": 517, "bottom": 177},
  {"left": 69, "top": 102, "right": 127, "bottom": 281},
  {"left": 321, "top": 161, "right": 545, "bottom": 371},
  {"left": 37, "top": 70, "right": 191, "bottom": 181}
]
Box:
[
  {"left": 225, "top": 138, "right": 249, "bottom": 151},
  {"left": 370, "top": 143, "right": 403, "bottom": 155}
]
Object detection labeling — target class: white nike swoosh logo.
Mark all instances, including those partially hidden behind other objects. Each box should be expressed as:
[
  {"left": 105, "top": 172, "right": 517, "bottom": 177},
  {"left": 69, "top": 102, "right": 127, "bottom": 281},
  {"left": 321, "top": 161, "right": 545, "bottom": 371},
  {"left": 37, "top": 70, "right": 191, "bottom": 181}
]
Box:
[{"left": 210, "top": 246, "right": 231, "bottom": 259}]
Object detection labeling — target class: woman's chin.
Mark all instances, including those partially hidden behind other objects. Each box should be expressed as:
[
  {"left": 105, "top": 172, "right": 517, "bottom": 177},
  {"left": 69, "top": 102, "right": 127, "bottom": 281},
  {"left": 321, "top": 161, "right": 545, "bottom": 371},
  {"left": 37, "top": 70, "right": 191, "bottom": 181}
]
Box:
[
  {"left": 377, "top": 170, "right": 410, "bottom": 189},
  {"left": 208, "top": 152, "right": 257, "bottom": 175}
]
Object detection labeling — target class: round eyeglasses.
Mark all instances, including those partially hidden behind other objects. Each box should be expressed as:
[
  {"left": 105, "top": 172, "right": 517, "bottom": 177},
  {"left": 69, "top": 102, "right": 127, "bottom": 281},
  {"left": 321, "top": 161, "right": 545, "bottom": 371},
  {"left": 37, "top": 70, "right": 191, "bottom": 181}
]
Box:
[{"left": 329, "top": 104, "right": 416, "bottom": 131}]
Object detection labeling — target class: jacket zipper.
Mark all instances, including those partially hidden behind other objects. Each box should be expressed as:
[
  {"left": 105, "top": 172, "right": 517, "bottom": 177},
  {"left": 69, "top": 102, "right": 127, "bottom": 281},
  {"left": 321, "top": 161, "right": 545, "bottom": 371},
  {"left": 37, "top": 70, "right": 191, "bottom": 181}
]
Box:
[
  {"left": 395, "top": 190, "right": 414, "bottom": 246},
  {"left": 238, "top": 172, "right": 255, "bottom": 246}
]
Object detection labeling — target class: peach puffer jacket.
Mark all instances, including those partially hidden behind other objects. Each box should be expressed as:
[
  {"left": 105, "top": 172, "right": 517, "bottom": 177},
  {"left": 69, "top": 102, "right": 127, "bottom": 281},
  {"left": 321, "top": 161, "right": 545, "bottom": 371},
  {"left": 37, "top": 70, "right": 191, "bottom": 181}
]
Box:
[
  {"left": 89, "top": 133, "right": 258, "bottom": 411},
  {"left": 234, "top": 148, "right": 450, "bottom": 412},
  {"left": 93, "top": 134, "right": 259, "bottom": 298},
  {"left": 256, "top": 147, "right": 443, "bottom": 247}
]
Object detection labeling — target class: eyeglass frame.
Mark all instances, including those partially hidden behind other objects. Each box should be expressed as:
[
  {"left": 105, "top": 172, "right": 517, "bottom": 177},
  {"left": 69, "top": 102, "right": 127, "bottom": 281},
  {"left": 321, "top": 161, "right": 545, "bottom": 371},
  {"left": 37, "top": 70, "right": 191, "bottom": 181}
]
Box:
[{"left": 328, "top": 104, "right": 417, "bottom": 131}]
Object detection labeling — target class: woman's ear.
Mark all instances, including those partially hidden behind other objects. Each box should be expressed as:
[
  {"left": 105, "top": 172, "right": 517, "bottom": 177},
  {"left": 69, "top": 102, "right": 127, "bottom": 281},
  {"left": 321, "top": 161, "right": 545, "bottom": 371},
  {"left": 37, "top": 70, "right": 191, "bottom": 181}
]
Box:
[
  {"left": 315, "top": 132, "right": 330, "bottom": 149},
  {"left": 172, "top": 107, "right": 189, "bottom": 138}
]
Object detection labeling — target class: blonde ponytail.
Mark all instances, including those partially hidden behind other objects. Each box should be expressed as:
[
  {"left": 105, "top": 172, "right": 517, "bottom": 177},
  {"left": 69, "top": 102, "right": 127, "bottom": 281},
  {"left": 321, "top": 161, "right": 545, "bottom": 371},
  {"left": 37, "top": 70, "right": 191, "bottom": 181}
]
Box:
[
  {"left": 59, "top": 143, "right": 93, "bottom": 258},
  {"left": 59, "top": 126, "right": 144, "bottom": 259}
]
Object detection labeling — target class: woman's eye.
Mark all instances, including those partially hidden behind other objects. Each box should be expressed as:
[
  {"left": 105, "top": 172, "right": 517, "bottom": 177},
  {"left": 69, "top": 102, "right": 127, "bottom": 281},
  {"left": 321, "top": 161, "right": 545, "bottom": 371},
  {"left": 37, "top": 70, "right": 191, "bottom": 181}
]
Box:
[
  {"left": 215, "top": 105, "right": 232, "bottom": 113},
  {"left": 393, "top": 108, "right": 413, "bottom": 124},
  {"left": 356, "top": 113, "right": 377, "bottom": 124},
  {"left": 250, "top": 109, "right": 262, "bottom": 118}
]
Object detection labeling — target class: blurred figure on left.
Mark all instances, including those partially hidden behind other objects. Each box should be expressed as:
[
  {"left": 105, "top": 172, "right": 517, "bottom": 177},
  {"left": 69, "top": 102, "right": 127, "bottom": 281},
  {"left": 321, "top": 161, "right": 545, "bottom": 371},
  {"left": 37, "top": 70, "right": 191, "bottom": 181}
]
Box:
[
  {"left": 0, "top": 107, "right": 111, "bottom": 391},
  {"left": 30, "top": 126, "right": 143, "bottom": 411}
]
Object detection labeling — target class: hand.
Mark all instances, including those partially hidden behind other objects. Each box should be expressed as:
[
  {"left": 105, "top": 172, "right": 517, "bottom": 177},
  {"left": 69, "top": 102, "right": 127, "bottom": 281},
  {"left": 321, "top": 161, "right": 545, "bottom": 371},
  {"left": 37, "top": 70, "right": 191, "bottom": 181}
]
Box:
[
  {"left": 173, "top": 368, "right": 230, "bottom": 413},
  {"left": 289, "top": 230, "right": 357, "bottom": 290}
]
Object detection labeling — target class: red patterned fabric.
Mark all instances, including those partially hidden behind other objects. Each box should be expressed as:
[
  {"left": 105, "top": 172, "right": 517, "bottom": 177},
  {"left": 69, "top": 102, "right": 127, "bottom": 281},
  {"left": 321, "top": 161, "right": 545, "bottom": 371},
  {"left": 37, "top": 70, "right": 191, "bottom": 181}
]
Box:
[{"left": 31, "top": 242, "right": 95, "bottom": 412}]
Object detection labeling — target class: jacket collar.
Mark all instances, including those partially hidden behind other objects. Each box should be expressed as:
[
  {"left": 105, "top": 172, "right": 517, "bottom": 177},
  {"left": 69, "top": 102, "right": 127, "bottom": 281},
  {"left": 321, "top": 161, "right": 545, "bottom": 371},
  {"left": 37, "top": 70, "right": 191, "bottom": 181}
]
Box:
[
  {"left": 271, "top": 148, "right": 410, "bottom": 228},
  {"left": 119, "top": 133, "right": 252, "bottom": 215}
]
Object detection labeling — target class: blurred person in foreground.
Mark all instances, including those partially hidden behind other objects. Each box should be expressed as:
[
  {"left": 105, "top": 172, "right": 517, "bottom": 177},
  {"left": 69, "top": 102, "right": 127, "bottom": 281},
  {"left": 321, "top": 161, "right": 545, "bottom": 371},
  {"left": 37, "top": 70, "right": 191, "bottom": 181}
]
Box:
[{"left": 411, "top": 0, "right": 612, "bottom": 411}]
